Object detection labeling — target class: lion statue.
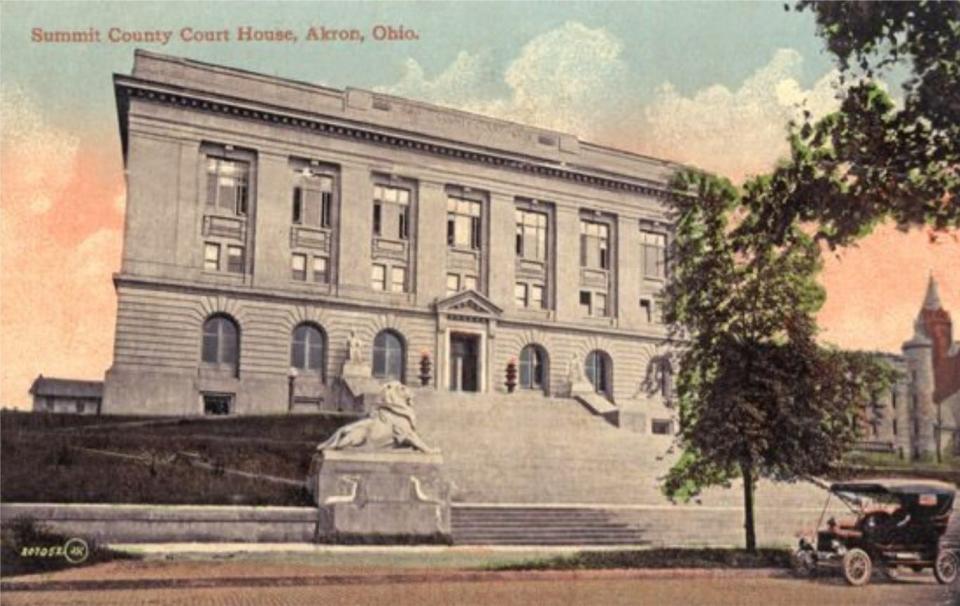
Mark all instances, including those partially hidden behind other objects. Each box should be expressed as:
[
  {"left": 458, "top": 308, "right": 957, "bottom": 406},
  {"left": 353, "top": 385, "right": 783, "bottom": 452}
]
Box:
[{"left": 317, "top": 381, "right": 438, "bottom": 453}]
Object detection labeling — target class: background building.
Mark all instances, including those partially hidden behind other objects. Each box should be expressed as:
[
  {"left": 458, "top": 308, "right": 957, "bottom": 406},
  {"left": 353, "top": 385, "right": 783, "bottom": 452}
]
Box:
[
  {"left": 29, "top": 376, "right": 102, "bottom": 415},
  {"left": 862, "top": 276, "right": 960, "bottom": 460},
  {"left": 102, "top": 51, "right": 681, "bottom": 433}
]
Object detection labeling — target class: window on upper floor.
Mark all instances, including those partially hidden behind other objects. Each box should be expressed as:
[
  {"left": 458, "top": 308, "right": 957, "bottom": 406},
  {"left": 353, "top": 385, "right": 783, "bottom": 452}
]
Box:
[
  {"left": 390, "top": 266, "right": 407, "bottom": 293},
  {"left": 372, "top": 264, "right": 387, "bottom": 291},
  {"left": 204, "top": 242, "right": 244, "bottom": 274},
  {"left": 447, "top": 195, "right": 482, "bottom": 250},
  {"left": 580, "top": 220, "right": 610, "bottom": 270},
  {"left": 640, "top": 230, "right": 667, "bottom": 280},
  {"left": 516, "top": 209, "right": 547, "bottom": 261},
  {"left": 373, "top": 184, "right": 411, "bottom": 240},
  {"left": 292, "top": 169, "right": 333, "bottom": 228},
  {"left": 580, "top": 290, "right": 608, "bottom": 317},
  {"left": 206, "top": 157, "right": 249, "bottom": 216}
]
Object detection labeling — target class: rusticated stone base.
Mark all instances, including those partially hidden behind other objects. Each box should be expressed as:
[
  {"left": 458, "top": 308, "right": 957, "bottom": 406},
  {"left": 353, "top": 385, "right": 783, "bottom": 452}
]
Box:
[{"left": 308, "top": 450, "right": 451, "bottom": 542}]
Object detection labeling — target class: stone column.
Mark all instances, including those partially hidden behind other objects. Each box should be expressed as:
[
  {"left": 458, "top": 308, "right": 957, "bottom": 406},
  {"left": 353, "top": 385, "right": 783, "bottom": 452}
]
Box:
[
  {"left": 415, "top": 181, "right": 448, "bottom": 306},
  {"left": 336, "top": 163, "right": 374, "bottom": 297},
  {"left": 554, "top": 206, "right": 581, "bottom": 322},
  {"left": 250, "top": 152, "right": 292, "bottom": 289},
  {"left": 487, "top": 193, "right": 516, "bottom": 310}
]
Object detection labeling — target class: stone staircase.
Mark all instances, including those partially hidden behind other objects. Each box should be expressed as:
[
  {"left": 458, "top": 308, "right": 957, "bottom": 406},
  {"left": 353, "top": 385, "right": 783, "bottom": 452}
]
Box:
[
  {"left": 413, "top": 389, "right": 853, "bottom": 546},
  {"left": 452, "top": 506, "right": 650, "bottom": 545}
]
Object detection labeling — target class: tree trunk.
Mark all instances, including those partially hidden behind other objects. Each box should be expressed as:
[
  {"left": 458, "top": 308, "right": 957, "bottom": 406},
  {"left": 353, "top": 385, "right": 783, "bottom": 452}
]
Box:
[{"left": 740, "top": 461, "right": 757, "bottom": 553}]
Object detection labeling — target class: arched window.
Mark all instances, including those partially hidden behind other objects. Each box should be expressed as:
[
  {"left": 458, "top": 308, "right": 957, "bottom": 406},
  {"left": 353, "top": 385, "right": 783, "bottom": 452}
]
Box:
[
  {"left": 519, "top": 345, "right": 548, "bottom": 392},
  {"left": 201, "top": 315, "right": 239, "bottom": 373},
  {"left": 584, "top": 350, "right": 612, "bottom": 398},
  {"left": 290, "top": 323, "right": 326, "bottom": 376},
  {"left": 373, "top": 330, "right": 405, "bottom": 382}
]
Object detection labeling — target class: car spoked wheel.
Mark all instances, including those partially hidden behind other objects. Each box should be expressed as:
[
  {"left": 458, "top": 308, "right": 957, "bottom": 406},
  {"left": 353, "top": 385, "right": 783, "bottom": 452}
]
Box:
[
  {"left": 791, "top": 548, "right": 816, "bottom": 577},
  {"left": 842, "top": 548, "right": 873, "bottom": 586},
  {"left": 934, "top": 550, "right": 959, "bottom": 585}
]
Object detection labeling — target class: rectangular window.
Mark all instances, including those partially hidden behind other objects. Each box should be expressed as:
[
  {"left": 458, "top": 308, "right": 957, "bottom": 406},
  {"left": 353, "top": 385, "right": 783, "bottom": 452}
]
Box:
[
  {"left": 206, "top": 157, "right": 249, "bottom": 215},
  {"left": 447, "top": 195, "right": 482, "bottom": 250},
  {"left": 291, "top": 253, "right": 307, "bottom": 281},
  {"left": 580, "top": 220, "right": 610, "bottom": 270},
  {"left": 580, "top": 291, "right": 592, "bottom": 315},
  {"left": 640, "top": 298, "right": 652, "bottom": 322},
  {"left": 204, "top": 242, "right": 220, "bottom": 271},
  {"left": 292, "top": 188, "right": 303, "bottom": 224},
  {"left": 374, "top": 184, "right": 412, "bottom": 241},
  {"left": 515, "top": 283, "right": 528, "bottom": 307},
  {"left": 226, "top": 246, "right": 244, "bottom": 273},
  {"left": 516, "top": 209, "right": 548, "bottom": 261},
  {"left": 313, "top": 256, "right": 328, "bottom": 283},
  {"left": 641, "top": 231, "right": 667, "bottom": 279},
  {"left": 372, "top": 264, "right": 386, "bottom": 291},
  {"left": 530, "top": 284, "right": 544, "bottom": 309},
  {"left": 390, "top": 266, "right": 406, "bottom": 293},
  {"left": 595, "top": 293, "right": 608, "bottom": 317},
  {"left": 892, "top": 419, "right": 898, "bottom": 436},
  {"left": 463, "top": 275, "right": 477, "bottom": 291},
  {"left": 652, "top": 420, "right": 672, "bottom": 435},
  {"left": 294, "top": 171, "right": 334, "bottom": 228},
  {"left": 446, "top": 274, "right": 460, "bottom": 295}
]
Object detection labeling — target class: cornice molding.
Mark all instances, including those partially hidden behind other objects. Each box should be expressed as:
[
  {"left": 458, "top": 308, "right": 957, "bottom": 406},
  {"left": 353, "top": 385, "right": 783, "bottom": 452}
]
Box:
[{"left": 116, "top": 79, "right": 690, "bottom": 201}]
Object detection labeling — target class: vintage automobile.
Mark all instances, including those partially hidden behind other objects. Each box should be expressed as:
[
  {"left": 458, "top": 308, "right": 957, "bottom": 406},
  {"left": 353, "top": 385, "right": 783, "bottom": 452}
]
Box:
[{"left": 793, "top": 478, "right": 958, "bottom": 586}]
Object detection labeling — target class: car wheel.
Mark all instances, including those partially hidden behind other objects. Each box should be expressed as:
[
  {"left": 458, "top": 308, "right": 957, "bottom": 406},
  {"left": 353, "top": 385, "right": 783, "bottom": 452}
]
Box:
[
  {"left": 791, "top": 548, "right": 816, "bottom": 578},
  {"left": 842, "top": 548, "right": 873, "bottom": 586},
  {"left": 934, "top": 550, "right": 959, "bottom": 585}
]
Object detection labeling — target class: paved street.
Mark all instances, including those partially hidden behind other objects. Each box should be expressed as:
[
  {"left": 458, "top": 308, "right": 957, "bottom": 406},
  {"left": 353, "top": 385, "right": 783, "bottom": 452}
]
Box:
[{"left": 2, "top": 559, "right": 955, "bottom": 606}]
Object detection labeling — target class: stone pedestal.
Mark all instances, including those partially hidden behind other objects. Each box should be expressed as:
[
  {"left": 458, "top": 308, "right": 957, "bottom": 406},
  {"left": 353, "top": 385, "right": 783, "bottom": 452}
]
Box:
[
  {"left": 308, "top": 450, "right": 451, "bottom": 542},
  {"left": 341, "top": 360, "right": 372, "bottom": 378}
]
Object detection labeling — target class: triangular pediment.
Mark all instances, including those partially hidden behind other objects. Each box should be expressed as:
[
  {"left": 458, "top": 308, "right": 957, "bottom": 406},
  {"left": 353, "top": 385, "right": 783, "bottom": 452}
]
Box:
[{"left": 434, "top": 289, "right": 503, "bottom": 317}]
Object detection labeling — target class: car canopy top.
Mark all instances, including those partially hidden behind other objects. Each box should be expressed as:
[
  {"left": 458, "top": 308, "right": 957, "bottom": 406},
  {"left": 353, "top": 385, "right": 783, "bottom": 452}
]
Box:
[{"left": 830, "top": 478, "right": 955, "bottom": 519}]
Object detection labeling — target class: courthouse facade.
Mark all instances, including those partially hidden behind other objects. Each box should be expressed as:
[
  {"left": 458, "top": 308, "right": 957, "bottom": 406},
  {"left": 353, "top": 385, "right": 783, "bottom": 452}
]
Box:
[{"left": 102, "top": 51, "right": 682, "bottom": 429}]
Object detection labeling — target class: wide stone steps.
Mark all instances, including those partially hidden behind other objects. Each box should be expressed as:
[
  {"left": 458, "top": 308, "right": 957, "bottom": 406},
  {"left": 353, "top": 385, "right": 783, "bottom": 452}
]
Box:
[{"left": 452, "top": 507, "right": 652, "bottom": 545}]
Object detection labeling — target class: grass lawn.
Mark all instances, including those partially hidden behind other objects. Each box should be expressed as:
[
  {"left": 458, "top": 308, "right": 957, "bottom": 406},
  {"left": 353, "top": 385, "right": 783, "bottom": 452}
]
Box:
[{"left": 0, "top": 410, "right": 351, "bottom": 506}]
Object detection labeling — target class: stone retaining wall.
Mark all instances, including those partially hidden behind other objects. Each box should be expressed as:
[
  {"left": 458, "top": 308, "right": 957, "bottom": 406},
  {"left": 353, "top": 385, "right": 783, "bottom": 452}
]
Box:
[{"left": 0, "top": 503, "right": 318, "bottom": 543}]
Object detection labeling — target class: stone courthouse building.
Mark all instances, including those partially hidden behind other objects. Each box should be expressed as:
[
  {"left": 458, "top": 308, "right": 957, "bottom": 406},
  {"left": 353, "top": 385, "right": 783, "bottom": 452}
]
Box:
[{"left": 102, "top": 51, "right": 681, "bottom": 431}]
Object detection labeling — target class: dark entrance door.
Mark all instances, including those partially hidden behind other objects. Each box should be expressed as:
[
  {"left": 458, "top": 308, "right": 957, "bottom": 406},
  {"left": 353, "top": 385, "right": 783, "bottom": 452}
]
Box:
[{"left": 449, "top": 333, "right": 480, "bottom": 392}]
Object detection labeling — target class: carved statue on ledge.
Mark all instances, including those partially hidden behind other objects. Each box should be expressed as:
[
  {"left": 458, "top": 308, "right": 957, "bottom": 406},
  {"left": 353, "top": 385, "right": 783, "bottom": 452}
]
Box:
[
  {"left": 317, "top": 381, "right": 439, "bottom": 454},
  {"left": 346, "top": 330, "right": 363, "bottom": 363}
]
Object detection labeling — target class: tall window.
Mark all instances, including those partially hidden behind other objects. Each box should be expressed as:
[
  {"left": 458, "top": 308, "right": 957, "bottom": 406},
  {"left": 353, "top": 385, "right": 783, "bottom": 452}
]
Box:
[
  {"left": 201, "top": 315, "right": 239, "bottom": 373},
  {"left": 292, "top": 170, "right": 333, "bottom": 228},
  {"left": 390, "top": 267, "right": 407, "bottom": 293},
  {"left": 447, "top": 195, "right": 482, "bottom": 250},
  {"left": 515, "top": 210, "right": 547, "bottom": 261},
  {"left": 290, "top": 324, "right": 325, "bottom": 374},
  {"left": 585, "top": 350, "right": 612, "bottom": 397},
  {"left": 580, "top": 220, "right": 610, "bottom": 269},
  {"left": 373, "top": 330, "right": 405, "bottom": 382},
  {"left": 519, "top": 345, "right": 548, "bottom": 391},
  {"left": 641, "top": 231, "right": 667, "bottom": 279},
  {"left": 373, "top": 184, "right": 411, "bottom": 240},
  {"left": 206, "top": 157, "right": 249, "bottom": 215}
]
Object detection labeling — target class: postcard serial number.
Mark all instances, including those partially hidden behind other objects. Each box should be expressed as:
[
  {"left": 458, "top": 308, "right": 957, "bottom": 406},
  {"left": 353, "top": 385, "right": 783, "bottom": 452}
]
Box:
[{"left": 30, "top": 25, "right": 420, "bottom": 45}]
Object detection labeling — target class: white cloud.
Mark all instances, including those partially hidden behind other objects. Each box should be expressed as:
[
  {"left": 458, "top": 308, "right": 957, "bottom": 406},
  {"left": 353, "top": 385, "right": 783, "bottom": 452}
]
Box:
[
  {"left": 638, "top": 49, "right": 842, "bottom": 181},
  {"left": 379, "top": 22, "right": 628, "bottom": 137},
  {"left": 0, "top": 86, "right": 79, "bottom": 215}
]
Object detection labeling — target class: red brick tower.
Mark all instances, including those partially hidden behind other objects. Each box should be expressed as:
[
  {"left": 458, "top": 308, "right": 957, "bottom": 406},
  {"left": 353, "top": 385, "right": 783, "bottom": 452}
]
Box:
[{"left": 918, "top": 275, "right": 959, "bottom": 403}]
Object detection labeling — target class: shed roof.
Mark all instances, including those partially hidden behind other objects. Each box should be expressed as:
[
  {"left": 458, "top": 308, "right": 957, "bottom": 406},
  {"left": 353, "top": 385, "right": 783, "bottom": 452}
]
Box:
[{"left": 29, "top": 376, "right": 103, "bottom": 399}]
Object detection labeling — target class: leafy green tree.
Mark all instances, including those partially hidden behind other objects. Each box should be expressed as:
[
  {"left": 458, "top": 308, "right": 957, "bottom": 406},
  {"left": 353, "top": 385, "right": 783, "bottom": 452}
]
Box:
[
  {"left": 755, "top": 1, "right": 960, "bottom": 248},
  {"left": 663, "top": 171, "right": 895, "bottom": 551}
]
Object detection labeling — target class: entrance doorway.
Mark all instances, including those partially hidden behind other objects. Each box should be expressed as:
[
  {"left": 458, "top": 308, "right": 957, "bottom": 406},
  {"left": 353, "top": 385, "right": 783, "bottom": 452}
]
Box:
[{"left": 449, "top": 333, "right": 480, "bottom": 392}]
